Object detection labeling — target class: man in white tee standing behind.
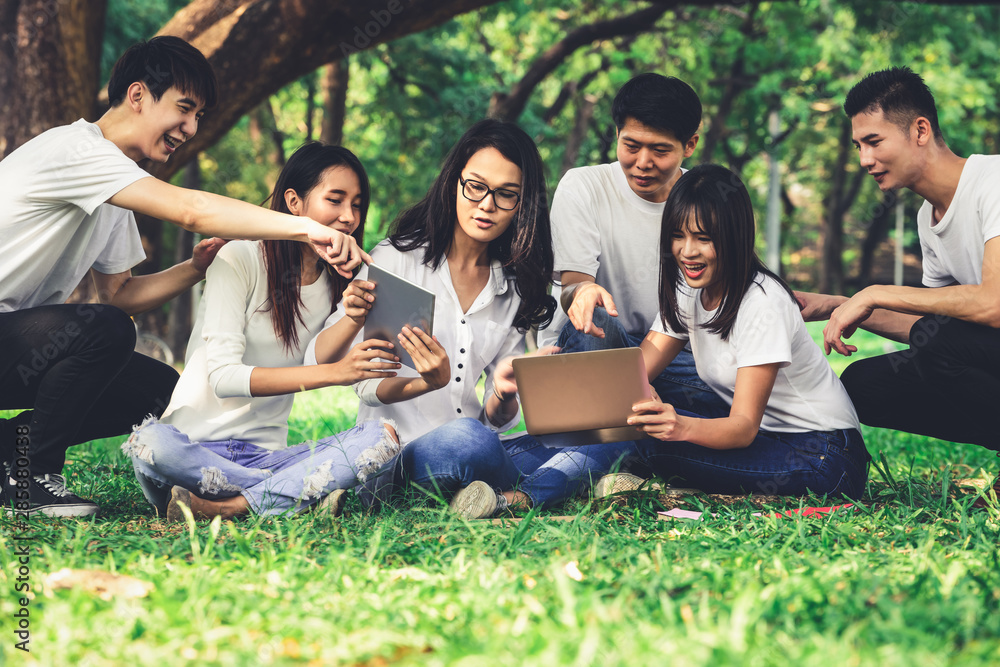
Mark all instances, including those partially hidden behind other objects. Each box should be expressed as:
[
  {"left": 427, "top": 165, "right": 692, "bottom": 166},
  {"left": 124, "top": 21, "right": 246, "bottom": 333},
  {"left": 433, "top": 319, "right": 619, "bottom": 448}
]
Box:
[{"left": 540, "top": 74, "right": 728, "bottom": 437}]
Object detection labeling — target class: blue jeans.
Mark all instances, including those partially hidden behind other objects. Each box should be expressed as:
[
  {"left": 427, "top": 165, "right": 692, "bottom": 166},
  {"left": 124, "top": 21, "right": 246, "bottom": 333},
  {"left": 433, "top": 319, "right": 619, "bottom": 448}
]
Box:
[
  {"left": 124, "top": 418, "right": 398, "bottom": 516},
  {"left": 360, "top": 418, "right": 635, "bottom": 510},
  {"left": 555, "top": 307, "right": 730, "bottom": 418},
  {"left": 632, "top": 409, "right": 870, "bottom": 498}
]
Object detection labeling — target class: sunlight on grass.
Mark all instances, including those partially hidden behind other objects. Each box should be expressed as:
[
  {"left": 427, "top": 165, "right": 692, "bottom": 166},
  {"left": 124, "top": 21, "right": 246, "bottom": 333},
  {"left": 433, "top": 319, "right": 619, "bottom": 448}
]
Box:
[{"left": 2, "top": 326, "right": 997, "bottom": 666}]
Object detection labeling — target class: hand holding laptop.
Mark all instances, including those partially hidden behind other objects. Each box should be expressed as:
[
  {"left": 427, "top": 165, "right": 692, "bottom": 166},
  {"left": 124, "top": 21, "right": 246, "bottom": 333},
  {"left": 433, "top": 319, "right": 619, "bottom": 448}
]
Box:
[
  {"left": 491, "top": 345, "right": 561, "bottom": 402},
  {"left": 628, "top": 387, "right": 687, "bottom": 441}
]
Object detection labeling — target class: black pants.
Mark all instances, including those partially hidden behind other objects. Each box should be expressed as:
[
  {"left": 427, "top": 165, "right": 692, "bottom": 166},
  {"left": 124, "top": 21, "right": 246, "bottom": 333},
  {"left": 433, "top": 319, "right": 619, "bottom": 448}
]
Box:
[
  {"left": 841, "top": 315, "right": 1000, "bottom": 452},
  {"left": 0, "top": 304, "right": 178, "bottom": 474}
]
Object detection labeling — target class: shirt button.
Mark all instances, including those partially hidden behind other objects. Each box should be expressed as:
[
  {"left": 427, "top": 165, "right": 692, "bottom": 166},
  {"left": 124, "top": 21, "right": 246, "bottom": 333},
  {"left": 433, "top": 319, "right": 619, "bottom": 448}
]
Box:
[
  {"left": 455, "top": 377, "right": 461, "bottom": 383},
  {"left": 461, "top": 319, "right": 466, "bottom": 324},
  {"left": 460, "top": 348, "right": 466, "bottom": 354},
  {"left": 456, "top": 408, "right": 462, "bottom": 414},
  {"left": 457, "top": 363, "right": 463, "bottom": 369}
]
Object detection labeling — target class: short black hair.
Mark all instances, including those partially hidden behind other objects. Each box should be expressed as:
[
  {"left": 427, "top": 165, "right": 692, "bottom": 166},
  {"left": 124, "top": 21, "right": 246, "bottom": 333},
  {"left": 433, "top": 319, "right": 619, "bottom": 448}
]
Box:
[
  {"left": 611, "top": 73, "right": 702, "bottom": 143},
  {"left": 844, "top": 67, "right": 941, "bottom": 139},
  {"left": 107, "top": 36, "right": 218, "bottom": 109}
]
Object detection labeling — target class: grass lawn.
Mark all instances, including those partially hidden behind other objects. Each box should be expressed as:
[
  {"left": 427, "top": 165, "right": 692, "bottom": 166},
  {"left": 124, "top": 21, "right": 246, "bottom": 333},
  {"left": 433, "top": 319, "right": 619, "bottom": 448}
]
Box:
[{"left": 2, "top": 325, "right": 999, "bottom": 666}]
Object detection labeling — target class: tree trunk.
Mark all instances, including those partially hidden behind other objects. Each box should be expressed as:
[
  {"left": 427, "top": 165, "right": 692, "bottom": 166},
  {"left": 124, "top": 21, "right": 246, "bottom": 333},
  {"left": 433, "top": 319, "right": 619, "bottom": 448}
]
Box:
[
  {"left": 320, "top": 59, "right": 350, "bottom": 146},
  {"left": 0, "top": 0, "right": 107, "bottom": 156},
  {"left": 560, "top": 93, "right": 597, "bottom": 176},
  {"left": 851, "top": 191, "right": 896, "bottom": 288},
  {"left": 1, "top": 0, "right": 502, "bottom": 162},
  {"left": 166, "top": 160, "right": 200, "bottom": 359},
  {"left": 819, "top": 119, "right": 865, "bottom": 294}
]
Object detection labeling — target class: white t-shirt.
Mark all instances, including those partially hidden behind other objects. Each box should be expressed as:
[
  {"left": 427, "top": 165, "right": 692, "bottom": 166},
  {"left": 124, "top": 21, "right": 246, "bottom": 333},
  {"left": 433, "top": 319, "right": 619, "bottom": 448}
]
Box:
[
  {"left": 162, "top": 241, "right": 334, "bottom": 450},
  {"left": 651, "top": 274, "right": 859, "bottom": 433},
  {"left": 919, "top": 154, "right": 1000, "bottom": 287},
  {"left": 304, "top": 241, "right": 525, "bottom": 443},
  {"left": 0, "top": 119, "right": 148, "bottom": 311},
  {"left": 539, "top": 162, "right": 672, "bottom": 347}
]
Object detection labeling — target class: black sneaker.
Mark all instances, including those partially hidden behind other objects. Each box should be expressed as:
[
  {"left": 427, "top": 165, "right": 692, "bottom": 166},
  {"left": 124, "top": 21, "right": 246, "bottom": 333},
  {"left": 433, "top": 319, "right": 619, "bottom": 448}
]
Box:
[
  {"left": 5, "top": 474, "right": 100, "bottom": 518},
  {"left": 0, "top": 461, "right": 9, "bottom": 510}
]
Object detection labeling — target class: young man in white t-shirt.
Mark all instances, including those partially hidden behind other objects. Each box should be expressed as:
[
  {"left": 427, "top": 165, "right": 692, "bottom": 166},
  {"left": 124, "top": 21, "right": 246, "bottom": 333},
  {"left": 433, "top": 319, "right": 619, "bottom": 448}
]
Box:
[
  {"left": 540, "top": 74, "right": 729, "bottom": 436},
  {"left": 0, "top": 37, "right": 370, "bottom": 517},
  {"left": 798, "top": 67, "right": 1000, "bottom": 457}
]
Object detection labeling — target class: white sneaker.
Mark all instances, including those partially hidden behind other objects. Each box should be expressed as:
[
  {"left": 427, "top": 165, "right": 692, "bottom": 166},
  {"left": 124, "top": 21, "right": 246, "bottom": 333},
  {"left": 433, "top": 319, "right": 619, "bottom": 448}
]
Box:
[
  {"left": 593, "top": 472, "right": 652, "bottom": 498},
  {"left": 449, "top": 481, "right": 508, "bottom": 519}
]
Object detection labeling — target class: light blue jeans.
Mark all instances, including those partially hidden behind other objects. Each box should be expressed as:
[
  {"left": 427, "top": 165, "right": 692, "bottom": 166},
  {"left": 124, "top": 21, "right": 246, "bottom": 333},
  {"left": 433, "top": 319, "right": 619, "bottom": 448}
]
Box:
[
  {"left": 123, "top": 418, "right": 398, "bottom": 516},
  {"left": 555, "top": 307, "right": 731, "bottom": 418},
  {"left": 359, "top": 418, "right": 636, "bottom": 510}
]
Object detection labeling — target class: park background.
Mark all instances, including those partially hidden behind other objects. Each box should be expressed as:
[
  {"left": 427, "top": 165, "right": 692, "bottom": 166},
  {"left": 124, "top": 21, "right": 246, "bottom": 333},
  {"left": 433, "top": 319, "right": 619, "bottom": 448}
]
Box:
[{"left": 1, "top": 0, "right": 999, "bottom": 665}]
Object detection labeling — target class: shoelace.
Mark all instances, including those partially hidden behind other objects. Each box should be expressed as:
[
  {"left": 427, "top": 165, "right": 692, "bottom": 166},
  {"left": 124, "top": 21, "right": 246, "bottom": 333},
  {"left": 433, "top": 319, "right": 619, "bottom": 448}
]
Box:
[
  {"left": 35, "top": 474, "right": 72, "bottom": 497},
  {"left": 494, "top": 488, "right": 509, "bottom": 513}
]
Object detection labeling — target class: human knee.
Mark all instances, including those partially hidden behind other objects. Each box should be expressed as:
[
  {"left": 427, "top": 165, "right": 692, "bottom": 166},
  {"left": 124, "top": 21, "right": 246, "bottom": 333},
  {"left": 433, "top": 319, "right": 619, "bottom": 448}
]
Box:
[{"left": 120, "top": 419, "right": 188, "bottom": 467}]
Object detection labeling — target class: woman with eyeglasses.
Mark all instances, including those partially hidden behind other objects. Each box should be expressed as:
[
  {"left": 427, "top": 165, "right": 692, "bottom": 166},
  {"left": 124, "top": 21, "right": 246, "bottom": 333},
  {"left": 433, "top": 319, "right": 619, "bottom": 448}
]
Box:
[{"left": 307, "top": 119, "right": 635, "bottom": 518}]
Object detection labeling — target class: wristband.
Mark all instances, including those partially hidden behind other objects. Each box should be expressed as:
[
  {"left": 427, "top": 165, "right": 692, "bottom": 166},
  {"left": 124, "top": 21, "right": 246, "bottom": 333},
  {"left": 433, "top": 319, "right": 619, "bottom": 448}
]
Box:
[{"left": 493, "top": 384, "right": 512, "bottom": 403}]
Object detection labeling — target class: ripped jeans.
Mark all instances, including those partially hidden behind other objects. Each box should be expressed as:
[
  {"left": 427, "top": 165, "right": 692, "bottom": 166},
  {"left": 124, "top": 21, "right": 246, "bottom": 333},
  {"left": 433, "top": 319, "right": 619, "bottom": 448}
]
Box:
[{"left": 123, "top": 418, "right": 400, "bottom": 516}]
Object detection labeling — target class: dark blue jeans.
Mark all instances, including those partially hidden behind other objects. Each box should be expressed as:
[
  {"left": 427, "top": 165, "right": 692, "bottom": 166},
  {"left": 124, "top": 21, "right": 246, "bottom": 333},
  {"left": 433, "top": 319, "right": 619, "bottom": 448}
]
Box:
[
  {"left": 555, "top": 307, "right": 730, "bottom": 418},
  {"left": 360, "top": 418, "right": 635, "bottom": 510},
  {"left": 631, "top": 412, "right": 869, "bottom": 498}
]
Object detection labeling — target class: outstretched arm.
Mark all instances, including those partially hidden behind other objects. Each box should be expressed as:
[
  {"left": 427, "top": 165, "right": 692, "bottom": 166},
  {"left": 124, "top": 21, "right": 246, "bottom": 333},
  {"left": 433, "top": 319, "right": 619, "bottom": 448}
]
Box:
[
  {"left": 822, "top": 236, "right": 1000, "bottom": 355},
  {"left": 109, "top": 177, "right": 371, "bottom": 276},
  {"left": 92, "top": 237, "right": 227, "bottom": 315},
  {"left": 795, "top": 290, "right": 918, "bottom": 349}
]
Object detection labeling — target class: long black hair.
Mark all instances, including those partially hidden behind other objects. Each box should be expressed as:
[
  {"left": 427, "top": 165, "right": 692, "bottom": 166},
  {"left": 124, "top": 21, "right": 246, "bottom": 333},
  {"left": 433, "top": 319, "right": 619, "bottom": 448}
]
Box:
[
  {"left": 261, "top": 141, "right": 370, "bottom": 352},
  {"left": 658, "top": 164, "right": 794, "bottom": 341},
  {"left": 388, "top": 119, "right": 555, "bottom": 332}
]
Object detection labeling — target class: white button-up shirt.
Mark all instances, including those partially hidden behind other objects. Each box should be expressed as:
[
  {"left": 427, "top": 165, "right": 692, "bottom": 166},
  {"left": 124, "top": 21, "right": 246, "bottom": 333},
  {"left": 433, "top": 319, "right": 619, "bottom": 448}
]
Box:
[{"left": 305, "top": 241, "right": 525, "bottom": 442}]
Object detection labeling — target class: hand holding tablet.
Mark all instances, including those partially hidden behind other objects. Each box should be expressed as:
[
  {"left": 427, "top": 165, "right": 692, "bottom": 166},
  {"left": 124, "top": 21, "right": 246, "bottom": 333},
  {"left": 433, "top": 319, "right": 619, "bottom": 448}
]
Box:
[{"left": 364, "top": 264, "right": 436, "bottom": 370}]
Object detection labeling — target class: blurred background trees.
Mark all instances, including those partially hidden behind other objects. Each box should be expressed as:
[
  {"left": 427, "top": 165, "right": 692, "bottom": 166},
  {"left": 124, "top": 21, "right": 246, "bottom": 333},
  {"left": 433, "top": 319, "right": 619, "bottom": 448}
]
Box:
[{"left": 2, "top": 0, "right": 999, "bottom": 359}]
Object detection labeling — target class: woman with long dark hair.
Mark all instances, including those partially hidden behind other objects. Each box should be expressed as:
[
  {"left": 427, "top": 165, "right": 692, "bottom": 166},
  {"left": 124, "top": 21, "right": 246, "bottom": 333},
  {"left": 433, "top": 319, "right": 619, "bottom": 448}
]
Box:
[
  {"left": 623, "top": 164, "right": 869, "bottom": 496},
  {"left": 310, "top": 119, "right": 637, "bottom": 518},
  {"left": 123, "top": 142, "right": 404, "bottom": 520}
]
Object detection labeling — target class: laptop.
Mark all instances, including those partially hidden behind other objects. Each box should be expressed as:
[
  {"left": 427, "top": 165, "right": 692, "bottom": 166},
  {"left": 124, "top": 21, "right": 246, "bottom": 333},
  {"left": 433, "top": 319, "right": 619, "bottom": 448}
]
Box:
[
  {"left": 512, "top": 348, "right": 652, "bottom": 448},
  {"left": 364, "top": 264, "right": 436, "bottom": 370}
]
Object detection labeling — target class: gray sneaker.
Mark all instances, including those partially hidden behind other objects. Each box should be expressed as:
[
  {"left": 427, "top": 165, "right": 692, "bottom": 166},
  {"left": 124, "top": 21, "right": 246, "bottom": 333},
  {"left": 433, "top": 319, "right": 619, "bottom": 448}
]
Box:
[{"left": 450, "top": 480, "right": 509, "bottom": 519}]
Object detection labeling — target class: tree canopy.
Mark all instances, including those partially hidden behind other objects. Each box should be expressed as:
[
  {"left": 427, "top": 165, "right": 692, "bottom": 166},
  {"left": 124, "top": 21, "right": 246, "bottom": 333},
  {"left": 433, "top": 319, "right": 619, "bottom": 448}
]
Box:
[{"left": 3, "top": 0, "right": 999, "bottom": 349}]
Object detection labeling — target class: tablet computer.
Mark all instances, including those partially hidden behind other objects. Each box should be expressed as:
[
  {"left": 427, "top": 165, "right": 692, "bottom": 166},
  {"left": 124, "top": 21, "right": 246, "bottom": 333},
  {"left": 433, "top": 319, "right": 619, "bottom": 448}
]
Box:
[{"left": 365, "top": 264, "right": 436, "bottom": 370}]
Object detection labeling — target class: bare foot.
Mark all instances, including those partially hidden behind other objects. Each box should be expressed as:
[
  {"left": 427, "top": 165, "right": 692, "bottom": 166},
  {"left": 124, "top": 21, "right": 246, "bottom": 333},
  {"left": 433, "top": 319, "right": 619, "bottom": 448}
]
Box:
[{"left": 502, "top": 490, "right": 531, "bottom": 510}]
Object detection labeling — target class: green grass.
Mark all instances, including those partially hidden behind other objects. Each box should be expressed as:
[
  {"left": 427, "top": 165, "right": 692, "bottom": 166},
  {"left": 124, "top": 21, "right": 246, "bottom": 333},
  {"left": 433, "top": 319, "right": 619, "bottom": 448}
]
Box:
[{"left": 2, "top": 328, "right": 999, "bottom": 666}]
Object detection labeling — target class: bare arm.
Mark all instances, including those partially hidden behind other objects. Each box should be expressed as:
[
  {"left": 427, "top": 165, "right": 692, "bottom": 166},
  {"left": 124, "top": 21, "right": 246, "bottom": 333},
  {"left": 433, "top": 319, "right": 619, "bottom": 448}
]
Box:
[
  {"left": 560, "top": 270, "right": 619, "bottom": 338},
  {"left": 312, "top": 280, "right": 376, "bottom": 364},
  {"left": 109, "top": 177, "right": 371, "bottom": 275},
  {"left": 248, "top": 339, "right": 399, "bottom": 397},
  {"left": 795, "top": 290, "right": 918, "bottom": 346},
  {"left": 638, "top": 329, "right": 687, "bottom": 381},
  {"left": 629, "top": 364, "right": 778, "bottom": 449},
  {"left": 91, "top": 237, "right": 227, "bottom": 315},
  {"left": 822, "top": 236, "right": 1000, "bottom": 355}
]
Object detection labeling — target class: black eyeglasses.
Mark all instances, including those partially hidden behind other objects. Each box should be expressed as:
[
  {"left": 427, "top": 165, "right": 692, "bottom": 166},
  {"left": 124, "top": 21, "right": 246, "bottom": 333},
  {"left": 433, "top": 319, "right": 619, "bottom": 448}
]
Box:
[{"left": 459, "top": 177, "right": 521, "bottom": 211}]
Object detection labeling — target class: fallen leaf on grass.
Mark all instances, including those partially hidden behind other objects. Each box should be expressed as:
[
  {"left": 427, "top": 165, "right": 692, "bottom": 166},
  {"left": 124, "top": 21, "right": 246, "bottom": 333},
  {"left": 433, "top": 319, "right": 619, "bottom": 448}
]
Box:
[
  {"left": 349, "top": 645, "right": 433, "bottom": 667},
  {"left": 43, "top": 568, "right": 153, "bottom": 601}
]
